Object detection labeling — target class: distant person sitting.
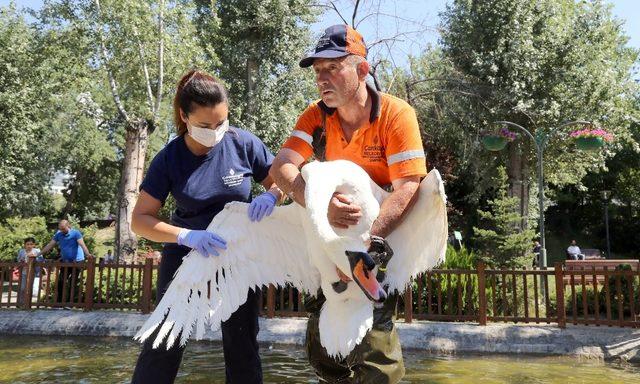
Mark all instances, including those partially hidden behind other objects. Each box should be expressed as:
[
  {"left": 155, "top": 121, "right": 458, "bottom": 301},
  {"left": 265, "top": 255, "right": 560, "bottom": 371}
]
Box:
[
  {"left": 104, "top": 249, "right": 115, "bottom": 263},
  {"left": 566, "top": 240, "right": 585, "bottom": 260},
  {"left": 38, "top": 220, "right": 93, "bottom": 306},
  {"left": 16, "top": 237, "right": 43, "bottom": 303}
]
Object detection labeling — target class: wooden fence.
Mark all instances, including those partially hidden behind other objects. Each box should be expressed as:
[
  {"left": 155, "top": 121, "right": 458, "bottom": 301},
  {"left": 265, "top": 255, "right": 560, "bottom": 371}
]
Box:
[
  {"left": 2, "top": 258, "right": 639, "bottom": 328},
  {"left": 0, "top": 256, "right": 158, "bottom": 313}
]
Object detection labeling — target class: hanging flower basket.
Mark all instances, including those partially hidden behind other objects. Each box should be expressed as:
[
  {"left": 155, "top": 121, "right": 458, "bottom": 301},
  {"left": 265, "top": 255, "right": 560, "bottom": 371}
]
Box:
[
  {"left": 575, "top": 136, "right": 604, "bottom": 151},
  {"left": 482, "top": 135, "right": 508, "bottom": 151},
  {"left": 482, "top": 127, "right": 517, "bottom": 151},
  {"left": 570, "top": 127, "right": 612, "bottom": 151}
]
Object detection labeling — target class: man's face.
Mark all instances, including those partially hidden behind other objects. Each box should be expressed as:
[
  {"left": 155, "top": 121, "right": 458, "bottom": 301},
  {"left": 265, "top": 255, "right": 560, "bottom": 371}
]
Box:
[
  {"left": 312, "top": 57, "right": 361, "bottom": 108},
  {"left": 58, "top": 223, "right": 70, "bottom": 234},
  {"left": 571, "top": 240, "right": 576, "bottom": 246}
]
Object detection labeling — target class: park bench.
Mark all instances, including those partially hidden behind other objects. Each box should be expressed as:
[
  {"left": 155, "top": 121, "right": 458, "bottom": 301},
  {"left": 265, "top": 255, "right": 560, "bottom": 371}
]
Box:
[
  {"left": 565, "top": 248, "right": 604, "bottom": 260},
  {"left": 582, "top": 248, "right": 605, "bottom": 260},
  {"left": 563, "top": 259, "right": 640, "bottom": 287}
]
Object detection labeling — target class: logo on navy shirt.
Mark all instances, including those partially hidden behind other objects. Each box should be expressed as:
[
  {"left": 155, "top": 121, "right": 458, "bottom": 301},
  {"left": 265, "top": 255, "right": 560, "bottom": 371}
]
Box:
[{"left": 222, "top": 168, "right": 244, "bottom": 187}]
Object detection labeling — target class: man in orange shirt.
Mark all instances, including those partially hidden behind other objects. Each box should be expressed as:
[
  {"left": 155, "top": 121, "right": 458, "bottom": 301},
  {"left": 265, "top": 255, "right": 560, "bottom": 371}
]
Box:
[{"left": 270, "top": 24, "right": 427, "bottom": 383}]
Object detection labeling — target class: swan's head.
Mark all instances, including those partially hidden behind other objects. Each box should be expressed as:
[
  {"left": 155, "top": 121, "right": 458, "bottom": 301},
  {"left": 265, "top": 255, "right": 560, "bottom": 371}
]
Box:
[{"left": 345, "top": 250, "right": 387, "bottom": 303}]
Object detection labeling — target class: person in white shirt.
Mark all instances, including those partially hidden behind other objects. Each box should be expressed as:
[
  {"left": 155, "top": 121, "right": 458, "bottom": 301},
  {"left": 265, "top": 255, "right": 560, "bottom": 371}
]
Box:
[{"left": 567, "top": 240, "right": 585, "bottom": 260}]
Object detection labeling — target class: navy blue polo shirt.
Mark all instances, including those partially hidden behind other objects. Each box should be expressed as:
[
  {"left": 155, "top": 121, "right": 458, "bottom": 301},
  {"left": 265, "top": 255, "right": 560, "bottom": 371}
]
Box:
[{"left": 140, "top": 127, "right": 274, "bottom": 233}]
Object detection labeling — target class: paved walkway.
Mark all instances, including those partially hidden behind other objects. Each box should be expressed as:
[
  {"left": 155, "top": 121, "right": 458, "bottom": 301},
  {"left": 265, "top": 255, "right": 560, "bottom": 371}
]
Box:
[{"left": 1, "top": 309, "right": 639, "bottom": 362}]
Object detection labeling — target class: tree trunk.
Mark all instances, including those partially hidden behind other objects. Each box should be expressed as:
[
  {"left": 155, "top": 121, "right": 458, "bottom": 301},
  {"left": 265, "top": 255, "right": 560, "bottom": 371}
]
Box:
[
  {"left": 115, "top": 119, "right": 149, "bottom": 262},
  {"left": 61, "top": 168, "right": 85, "bottom": 218},
  {"left": 245, "top": 58, "right": 258, "bottom": 120}
]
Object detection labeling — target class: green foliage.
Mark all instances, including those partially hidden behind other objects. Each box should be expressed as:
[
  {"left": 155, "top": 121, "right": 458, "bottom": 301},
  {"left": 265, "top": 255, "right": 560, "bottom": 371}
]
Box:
[
  {"left": 195, "top": 0, "right": 319, "bottom": 152},
  {"left": 386, "top": 0, "right": 639, "bottom": 237},
  {"left": 0, "top": 5, "right": 55, "bottom": 219},
  {"left": 546, "top": 123, "right": 640, "bottom": 258},
  {"left": 442, "top": 245, "right": 477, "bottom": 269},
  {"left": 0, "top": 215, "right": 98, "bottom": 261},
  {"left": 0, "top": 217, "right": 50, "bottom": 261},
  {"left": 473, "top": 167, "right": 536, "bottom": 267}
]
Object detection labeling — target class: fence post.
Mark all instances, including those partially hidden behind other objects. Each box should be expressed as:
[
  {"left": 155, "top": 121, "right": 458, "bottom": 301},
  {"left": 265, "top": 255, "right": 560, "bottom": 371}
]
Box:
[
  {"left": 477, "top": 262, "right": 487, "bottom": 326},
  {"left": 404, "top": 281, "right": 413, "bottom": 323},
  {"left": 267, "top": 284, "right": 276, "bottom": 318},
  {"left": 554, "top": 262, "right": 566, "bottom": 329},
  {"left": 84, "top": 256, "right": 96, "bottom": 311},
  {"left": 22, "top": 255, "right": 36, "bottom": 310},
  {"left": 141, "top": 257, "right": 154, "bottom": 314}
]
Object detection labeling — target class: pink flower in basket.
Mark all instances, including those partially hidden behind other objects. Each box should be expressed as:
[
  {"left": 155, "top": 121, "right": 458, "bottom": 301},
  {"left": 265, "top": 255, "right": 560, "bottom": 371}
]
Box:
[
  {"left": 569, "top": 128, "right": 613, "bottom": 142},
  {"left": 498, "top": 127, "right": 517, "bottom": 141}
]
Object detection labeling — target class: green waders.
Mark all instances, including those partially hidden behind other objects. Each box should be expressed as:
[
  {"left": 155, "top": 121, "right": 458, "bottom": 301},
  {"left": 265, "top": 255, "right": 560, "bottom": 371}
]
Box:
[
  {"left": 305, "top": 106, "right": 404, "bottom": 383},
  {"left": 304, "top": 290, "right": 405, "bottom": 384}
]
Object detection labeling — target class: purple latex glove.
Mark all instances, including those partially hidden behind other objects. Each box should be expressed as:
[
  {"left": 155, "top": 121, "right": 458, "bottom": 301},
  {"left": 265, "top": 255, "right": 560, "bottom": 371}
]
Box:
[
  {"left": 248, "top": 191, "right": 277, "bottom": 222},
  {"left": 177, "top": 229, "right": 227, "bottom": 257}
]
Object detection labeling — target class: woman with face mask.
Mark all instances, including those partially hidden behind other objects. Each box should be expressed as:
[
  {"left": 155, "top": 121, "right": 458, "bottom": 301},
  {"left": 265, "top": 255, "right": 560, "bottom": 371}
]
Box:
[{"left": 130, "top": 70, "right": 282, "bottom": 384}]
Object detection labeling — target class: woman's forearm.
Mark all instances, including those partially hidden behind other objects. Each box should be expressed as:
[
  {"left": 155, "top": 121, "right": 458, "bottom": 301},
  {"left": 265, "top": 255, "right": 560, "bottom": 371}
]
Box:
[{"left": 131, "top": 214, "right": 183, "bottom": 243}]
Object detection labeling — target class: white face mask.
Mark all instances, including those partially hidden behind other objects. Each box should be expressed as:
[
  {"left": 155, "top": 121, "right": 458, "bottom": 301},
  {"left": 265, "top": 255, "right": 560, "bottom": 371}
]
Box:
[{"left": 187, "top": 119, "right": 229, "bottom": 147}]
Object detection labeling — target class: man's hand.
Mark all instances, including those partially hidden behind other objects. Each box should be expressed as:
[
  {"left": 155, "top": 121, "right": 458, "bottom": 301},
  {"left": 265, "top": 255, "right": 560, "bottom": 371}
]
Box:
[{"left": 328, "top": 193, "right": 362, "bottom": 229}]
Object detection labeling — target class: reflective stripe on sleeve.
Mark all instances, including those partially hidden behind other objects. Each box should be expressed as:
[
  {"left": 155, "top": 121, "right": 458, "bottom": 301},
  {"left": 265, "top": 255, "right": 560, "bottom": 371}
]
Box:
[
  {"left": 387, "top": 150, "right": 425, "bottom": 165},
  {"left": 291, "top": 130, "right": 313, "bottom": 146}
]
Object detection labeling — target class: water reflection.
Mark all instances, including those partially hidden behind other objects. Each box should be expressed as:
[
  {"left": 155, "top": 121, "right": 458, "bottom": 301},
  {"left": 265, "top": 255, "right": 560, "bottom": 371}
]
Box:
[{"left": 1, "top": 335, "right": 638, "bottom": 383}]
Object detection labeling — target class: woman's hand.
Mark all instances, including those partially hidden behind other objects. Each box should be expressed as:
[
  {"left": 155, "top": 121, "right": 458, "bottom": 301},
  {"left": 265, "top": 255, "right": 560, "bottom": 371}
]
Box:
[
  {"left": 248, "top": 191, "right": 277, "bottom": 222},
  {"left": 177, "top": 229, "right": 227, "bottom": 257}
]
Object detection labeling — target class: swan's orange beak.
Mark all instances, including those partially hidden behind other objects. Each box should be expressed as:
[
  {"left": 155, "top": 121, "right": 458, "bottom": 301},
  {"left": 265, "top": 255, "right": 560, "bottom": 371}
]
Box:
[{"left": 345, "top": 251, "right": 387, "bottom": 303}]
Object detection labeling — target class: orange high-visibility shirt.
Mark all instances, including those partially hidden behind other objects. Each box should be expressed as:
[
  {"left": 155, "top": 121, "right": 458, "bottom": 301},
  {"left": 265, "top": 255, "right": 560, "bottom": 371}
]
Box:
[{"left": 283, "top": 84, "right": 427, "bottom": 187}]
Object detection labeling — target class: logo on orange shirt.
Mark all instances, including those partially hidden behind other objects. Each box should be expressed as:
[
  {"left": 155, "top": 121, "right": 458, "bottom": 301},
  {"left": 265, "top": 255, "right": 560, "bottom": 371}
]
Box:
[{"left": 363, "top": 136, "right": 384, "bottom": 162}]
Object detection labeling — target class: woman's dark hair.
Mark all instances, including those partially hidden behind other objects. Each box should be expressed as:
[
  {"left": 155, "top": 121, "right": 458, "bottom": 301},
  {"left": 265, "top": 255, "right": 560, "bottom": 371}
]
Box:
[{"left": 173, "top": 70, "right": 228, "bottom": 136}]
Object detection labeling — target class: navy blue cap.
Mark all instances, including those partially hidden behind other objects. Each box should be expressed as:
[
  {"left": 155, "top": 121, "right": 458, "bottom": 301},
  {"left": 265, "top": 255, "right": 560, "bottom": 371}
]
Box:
[{"left": 300, "top": 24, "right": 368, "bottom": 68}]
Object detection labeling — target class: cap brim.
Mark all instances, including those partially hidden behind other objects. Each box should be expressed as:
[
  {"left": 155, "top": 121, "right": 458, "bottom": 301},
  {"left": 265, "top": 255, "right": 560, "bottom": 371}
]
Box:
[{"left": 299, "top": 49, "right": 350, "bottom": 68}]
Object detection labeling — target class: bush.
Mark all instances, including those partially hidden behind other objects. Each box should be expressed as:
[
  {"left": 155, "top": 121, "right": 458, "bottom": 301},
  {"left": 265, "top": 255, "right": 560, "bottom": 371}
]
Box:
[
  {"left": 403, "top": 246, "right": 480, "bottom": 317},
  {"left": 0, "top": 216, "right": 50, "bottom": 261},
  {"left": 0, "top": 216, "right": 100, "bottom": 261},
  {"left": 441, "top": 245, "right": 477, "bottom": 269}
]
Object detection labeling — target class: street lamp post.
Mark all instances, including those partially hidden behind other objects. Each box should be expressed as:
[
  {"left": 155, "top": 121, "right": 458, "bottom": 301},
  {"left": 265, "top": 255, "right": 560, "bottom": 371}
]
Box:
[
  {"left": 492, "top": 120, "right": 592, "bottom": 270},
  {"left": 601, "top": 190, "right": 611, "bottom": 258}
]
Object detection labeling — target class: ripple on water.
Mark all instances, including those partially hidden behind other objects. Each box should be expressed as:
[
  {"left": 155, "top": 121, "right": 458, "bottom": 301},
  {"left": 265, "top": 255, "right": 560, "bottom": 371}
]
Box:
[{"left": 0, "top": 336, "right": 639, "bottom": 383}]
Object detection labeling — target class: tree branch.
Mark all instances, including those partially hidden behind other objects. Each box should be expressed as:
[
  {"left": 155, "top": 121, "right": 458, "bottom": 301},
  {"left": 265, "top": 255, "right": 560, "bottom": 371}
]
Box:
[
  {"left": 413, "top": 89, "right": 482, "bottom": 99},
  {"left": 132, "top": 24, "right": 154, "bottom": 113},
  {"left": 328, "top": 1, "right": 348, "bottom": 25},
  {"left": 367, "top": 30, "right": 424, "bottom": 50},
  {"left": 351, "top": 0, "right": 360, "bottom": 28},
  {"left": 356, "top": 12, "right": 430, "bottom": 30},
  {"left": 153, "top": 0, "right": 165, "bottom": 121},
  {"left": 93, "top": 0, "right": 129, "bottom": 123}
]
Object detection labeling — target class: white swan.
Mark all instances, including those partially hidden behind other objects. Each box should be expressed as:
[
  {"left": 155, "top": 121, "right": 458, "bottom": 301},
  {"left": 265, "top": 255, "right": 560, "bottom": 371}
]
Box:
[{"left": 135, "top": 160, "right": 448, "bottom": 358}]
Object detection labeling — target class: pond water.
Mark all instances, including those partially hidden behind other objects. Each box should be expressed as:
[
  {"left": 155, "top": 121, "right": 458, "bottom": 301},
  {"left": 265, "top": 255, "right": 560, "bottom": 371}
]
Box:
[{"left": 1, "top": 335, "right": 639, "bottom": 383}]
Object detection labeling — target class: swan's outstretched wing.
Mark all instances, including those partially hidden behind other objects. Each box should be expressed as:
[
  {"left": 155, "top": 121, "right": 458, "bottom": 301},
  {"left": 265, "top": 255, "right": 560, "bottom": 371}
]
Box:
[
  {"left": 384, "top": 169, "right": 448, "bottom": 293},
  {"left": 134, "top": 202, "right": 320, "bottom": 349}
]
